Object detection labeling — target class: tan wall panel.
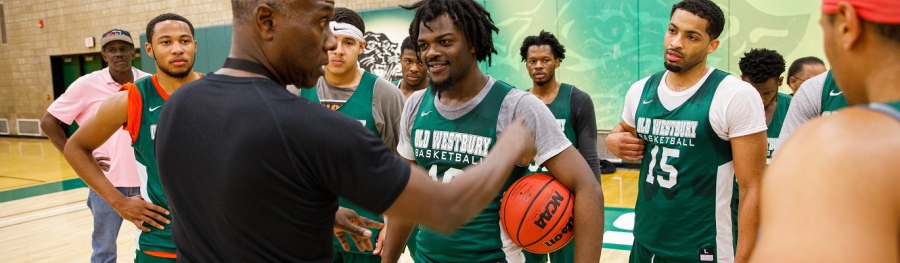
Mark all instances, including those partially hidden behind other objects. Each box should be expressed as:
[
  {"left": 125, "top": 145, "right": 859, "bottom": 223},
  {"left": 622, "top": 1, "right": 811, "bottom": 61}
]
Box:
[{"left": 0, "top": 0, "right": 414, "bottom": 135}]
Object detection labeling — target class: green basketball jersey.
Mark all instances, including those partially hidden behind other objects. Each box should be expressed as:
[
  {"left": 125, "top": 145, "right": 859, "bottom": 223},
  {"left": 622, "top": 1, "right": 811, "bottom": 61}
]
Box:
[
  {"left": 526, "top": 83, "right": 577, "bottom": 174},
  {"left": 633, "top": 69, "right": 736, "bottom": 262},
  {"left": 887, "top": 101, "right": 900, "bottom": 112},
  {"left": 821, "top": 71, "right": 847, "bottom": 116},
  {"left": 130, "top": 75, "right": 175, "bottom": 253},
  {"left": 301, "top": 72, "right": 382, "bottom": 255},
  {"left": 766, "top": 93, "right": 792, "bottom": 163},
  {"left": 411, "top": 81, "right": 527, "bottom": 263}
]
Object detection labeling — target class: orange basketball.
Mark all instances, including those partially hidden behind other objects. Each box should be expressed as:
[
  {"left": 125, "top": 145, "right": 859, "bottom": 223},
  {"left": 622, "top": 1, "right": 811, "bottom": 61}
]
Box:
[{"left": 500, "top": 173, "right": 575, "bottom": 254}]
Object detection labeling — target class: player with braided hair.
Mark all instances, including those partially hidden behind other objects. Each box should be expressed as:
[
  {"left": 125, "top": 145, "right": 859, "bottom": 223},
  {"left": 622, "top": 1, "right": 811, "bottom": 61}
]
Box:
[
  {"left": 738, "top": 48, "right": 789, "bottom": 163},
  {"left": 381, "top": 1, "right": 604, "bottom": 262}
]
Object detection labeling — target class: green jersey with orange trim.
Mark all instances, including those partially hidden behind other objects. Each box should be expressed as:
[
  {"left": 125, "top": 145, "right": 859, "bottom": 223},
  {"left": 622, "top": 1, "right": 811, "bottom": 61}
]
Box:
[
  {"left": 123, "top": 74, "right": 174, "bottom": 255},
  {"left": 123, "top": 73, "right": 200, "bottom": 257}
]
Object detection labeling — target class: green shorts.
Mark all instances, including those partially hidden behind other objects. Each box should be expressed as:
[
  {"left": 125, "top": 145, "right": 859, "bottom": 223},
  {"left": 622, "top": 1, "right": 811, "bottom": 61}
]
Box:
[{"left": 134, "top": 250, "right": 176, "bottom": 263}]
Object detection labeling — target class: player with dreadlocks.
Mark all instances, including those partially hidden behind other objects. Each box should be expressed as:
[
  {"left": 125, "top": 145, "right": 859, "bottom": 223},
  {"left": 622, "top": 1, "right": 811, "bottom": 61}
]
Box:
[
  {"left": 380, "top": 0, "right": 604, "bottom": 262},
  {"left": 738, "top": 48, "right": 789, "bottom": 163}
]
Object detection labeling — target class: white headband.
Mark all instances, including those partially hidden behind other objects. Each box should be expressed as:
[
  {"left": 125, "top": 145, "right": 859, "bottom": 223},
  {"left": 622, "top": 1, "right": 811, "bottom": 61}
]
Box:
[{"left": 330, "top": 21, "right": 365, "bottom": 42}]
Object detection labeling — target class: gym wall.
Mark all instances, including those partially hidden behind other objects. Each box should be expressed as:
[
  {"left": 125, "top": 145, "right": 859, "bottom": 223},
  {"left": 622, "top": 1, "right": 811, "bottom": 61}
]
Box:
[
  {"left": 0, "top": 0, "right": 417, "bottom": 136},
  {"left": 0, "top": 0, "right": 825, "bottom": 136}
]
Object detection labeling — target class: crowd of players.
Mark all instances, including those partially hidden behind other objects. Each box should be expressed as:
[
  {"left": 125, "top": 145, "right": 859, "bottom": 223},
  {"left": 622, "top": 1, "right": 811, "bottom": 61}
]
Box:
[{"left": 41, "top": 0, "right": 899, "bottom": 262}]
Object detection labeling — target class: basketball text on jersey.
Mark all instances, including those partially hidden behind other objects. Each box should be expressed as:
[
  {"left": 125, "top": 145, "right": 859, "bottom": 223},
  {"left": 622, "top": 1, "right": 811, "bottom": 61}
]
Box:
[
  {"left": 412, "top": 129, "right": 491, "bottom": 164},
  {"left": 635, "top": 117, "right": 698, "bottom": 147}
]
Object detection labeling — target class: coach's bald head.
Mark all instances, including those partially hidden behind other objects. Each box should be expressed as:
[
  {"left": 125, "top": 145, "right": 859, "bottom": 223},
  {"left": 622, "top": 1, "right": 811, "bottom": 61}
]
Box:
[{"left": 226, "top": 0, "right": 336, "bottom": 87}]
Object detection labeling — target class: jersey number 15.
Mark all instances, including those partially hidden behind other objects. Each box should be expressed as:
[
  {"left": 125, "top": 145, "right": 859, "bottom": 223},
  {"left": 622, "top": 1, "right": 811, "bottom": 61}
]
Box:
[{"left": 646, "top": 145, "right": 679, "bottom": 188}]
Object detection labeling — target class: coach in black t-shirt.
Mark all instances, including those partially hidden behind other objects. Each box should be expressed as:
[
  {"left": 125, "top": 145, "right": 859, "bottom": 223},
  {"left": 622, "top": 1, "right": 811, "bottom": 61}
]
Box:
[{"left": 154, "top": 1, "right": 536, "bottom": 262}]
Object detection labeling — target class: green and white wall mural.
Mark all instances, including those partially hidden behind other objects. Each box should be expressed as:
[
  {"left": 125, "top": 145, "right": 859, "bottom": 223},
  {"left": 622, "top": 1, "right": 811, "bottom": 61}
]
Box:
[{"left": 358, "top": 0, "right": 827, "bottom": 130}]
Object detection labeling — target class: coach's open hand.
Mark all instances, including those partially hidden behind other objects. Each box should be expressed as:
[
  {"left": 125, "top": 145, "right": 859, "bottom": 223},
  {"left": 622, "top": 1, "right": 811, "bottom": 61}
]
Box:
[{"left": 334, "top": 206, "right": 385, "bottom": 251}]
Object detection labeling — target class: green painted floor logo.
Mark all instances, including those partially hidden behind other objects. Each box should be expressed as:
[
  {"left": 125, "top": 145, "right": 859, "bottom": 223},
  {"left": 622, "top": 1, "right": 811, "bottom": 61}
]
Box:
[{"left": 603, "top": 207, "right": 635, "bottom": 250}]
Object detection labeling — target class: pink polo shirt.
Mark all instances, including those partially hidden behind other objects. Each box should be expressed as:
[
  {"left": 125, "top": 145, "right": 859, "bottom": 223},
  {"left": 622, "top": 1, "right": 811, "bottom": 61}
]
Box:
[{"left": 47, "top": 67, "right": 149, "bottom": 187}]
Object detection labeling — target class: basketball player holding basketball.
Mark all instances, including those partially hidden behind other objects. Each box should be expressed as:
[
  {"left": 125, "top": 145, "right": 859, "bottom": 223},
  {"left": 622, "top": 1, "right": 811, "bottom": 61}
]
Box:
[
  {"left": 737, "top": 48, "right": 790, "bottom": 164},
  {"left": 380, "top": 1, "right": 604, "bottom": 262},
  {"left": 605, "top": 0, "right": 767, "bottom": 262},
  {"left": 518, "top": 30, "right": 600, "bottom": 263},
  {"left": 394, "top": 36, "right": 429, "bottom": 98},
  {"left": 752, "top": 0, "right": 900, "bottom": 261},
  {"left": 64, "top": 13, "right": 201, "bottom": 262},
  {"left": 154, "top": 1, "right": 541, "bottom": 262},
  {"left": 298, "top": 7, "right": 405, "bottom": 263}
]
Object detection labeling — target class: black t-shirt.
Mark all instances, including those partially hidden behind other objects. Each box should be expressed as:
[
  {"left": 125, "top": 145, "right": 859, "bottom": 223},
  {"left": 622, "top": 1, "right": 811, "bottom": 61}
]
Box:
[{"left": 156, "top": 73, "right": 410, "bottom": 262}]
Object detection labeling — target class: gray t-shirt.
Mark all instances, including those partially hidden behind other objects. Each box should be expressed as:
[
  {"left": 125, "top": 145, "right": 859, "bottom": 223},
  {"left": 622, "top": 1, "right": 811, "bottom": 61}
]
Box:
[
  {"left": 397, "top": 77, "right": 571, "bottom": 166},
  {"left": 774, "top": 71, "right": 827, "bottom": 152},
  {"left": 306, "top": 75, "right": 405, "bottom": 154}
]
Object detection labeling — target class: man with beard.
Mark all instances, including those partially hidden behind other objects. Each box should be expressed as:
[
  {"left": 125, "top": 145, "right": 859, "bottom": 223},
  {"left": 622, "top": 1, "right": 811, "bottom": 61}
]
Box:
[
  {"left": 604, "top": 0, "right": 767, "bottom": 262},
  {"left": 394, "top": 36, "right": 428, "bottom": 98},
  {"left": 298, "top": 6, "right": 405, "bottom": 263},
  {"left": 63, "top": 13, "right": 201, "bottom": 263},
  {"left": 381, "top": 1, "right": 604, "bottom": 262},
  {"left": 752, "top": 0, "right": 900, "bottom": 261},
  {"left": 518, "top": 30, "right": 600, "bottom": 263},
  {"left": 40, "top": 28, "right": 147, "bottom": 263},
  {"left": 738, "top": 48, "right": 790, "bottom": 164},
  {"left": 153, "top": 1, "right": 538, "bottom": 262}
]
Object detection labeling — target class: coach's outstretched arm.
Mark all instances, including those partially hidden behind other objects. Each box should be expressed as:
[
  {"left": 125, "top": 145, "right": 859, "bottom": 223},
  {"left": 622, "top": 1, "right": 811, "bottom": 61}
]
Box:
[{"left": 380, "top": 117, "right": 535, "bottom": 234}]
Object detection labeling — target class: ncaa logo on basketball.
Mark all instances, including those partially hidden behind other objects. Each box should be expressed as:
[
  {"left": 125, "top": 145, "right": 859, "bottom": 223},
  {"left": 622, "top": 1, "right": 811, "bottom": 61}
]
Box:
[{"left": 534, "top": 191, "right": 564, "bottom": 229}]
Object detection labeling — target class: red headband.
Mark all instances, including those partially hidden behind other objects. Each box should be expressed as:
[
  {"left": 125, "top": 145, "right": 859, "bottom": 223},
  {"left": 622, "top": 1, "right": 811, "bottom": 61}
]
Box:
[{"left": 822, "top": 0, "right": 900, "bottom": 24}]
